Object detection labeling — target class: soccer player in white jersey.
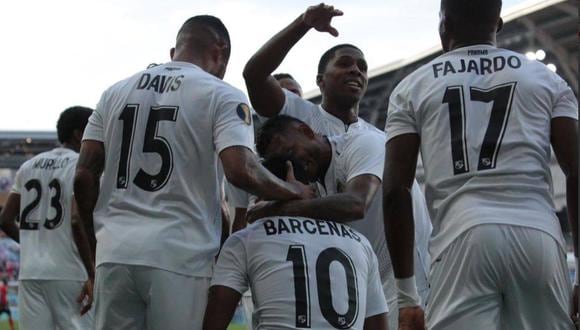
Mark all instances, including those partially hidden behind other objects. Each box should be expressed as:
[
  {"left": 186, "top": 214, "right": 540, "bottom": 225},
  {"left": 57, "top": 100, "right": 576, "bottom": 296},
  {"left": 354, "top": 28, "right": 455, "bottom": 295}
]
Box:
[
  {"left": 0, "top": 107, "right": 95, "bottom": 329},
  {"left": 243, "top": 2, "right": 432, "bottom": 324},
  {"left": 74, "top": 16, "right": 313, "bottom": 330},
  {"left": 246, "top": 115, "right": 428, "bottom": 329},
  {"left": 383, "top": 0, "right": 579, "bottom": 329},
  {"left": 226, "top": 72, "right": 304, "bottom": 234},
  {"left": 203, "top": 215, "right": 388, "bottom": 329}
]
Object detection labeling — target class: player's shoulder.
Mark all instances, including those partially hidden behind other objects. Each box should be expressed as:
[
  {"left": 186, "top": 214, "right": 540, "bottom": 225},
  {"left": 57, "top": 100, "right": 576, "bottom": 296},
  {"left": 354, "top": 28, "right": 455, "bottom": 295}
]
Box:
[{"left": 342, "top": 129, "right": 386, "bottom": 153}]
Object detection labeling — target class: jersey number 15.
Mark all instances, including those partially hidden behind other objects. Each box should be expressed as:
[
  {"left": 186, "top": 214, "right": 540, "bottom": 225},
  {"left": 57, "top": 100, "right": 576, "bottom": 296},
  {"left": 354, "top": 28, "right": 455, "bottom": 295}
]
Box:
[{"left": 116, "top": 104, "right": 179, "bottom": 191}]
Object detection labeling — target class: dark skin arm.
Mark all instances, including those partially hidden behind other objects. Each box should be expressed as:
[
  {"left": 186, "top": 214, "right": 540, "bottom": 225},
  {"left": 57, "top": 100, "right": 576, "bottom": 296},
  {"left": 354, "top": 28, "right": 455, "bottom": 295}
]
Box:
[
  {"left": 0, "top": 193, "right": 20, "bottom": 243},
  {"left": 231, "top": 208, "right": 247, "bottom": 233},
  {"left": 364, "top": 313, "right": 389, "bottom": 330},
  {"left": 246, "top": 174, "right": 380, "bottom": 223},
  {"left": 73, "top": 140, "right": 105, "bottom": 255},
  {"left": 71, "top": 198, "right": 95, "bottom": 315},
  {"left": 243, "top": 3, "right": 342, "bottom": 117},
  {"left": 220, "top": 146, "right": 314, "bottom": 201},
  {"left": 202, "top": 285, "right": 242, "bottom": 330},
  {"left": 383, "top": 133, "right": 425, "bottom": 329},
  {"left": 550, "top": 117, "right": 579, "bottom": 324}
]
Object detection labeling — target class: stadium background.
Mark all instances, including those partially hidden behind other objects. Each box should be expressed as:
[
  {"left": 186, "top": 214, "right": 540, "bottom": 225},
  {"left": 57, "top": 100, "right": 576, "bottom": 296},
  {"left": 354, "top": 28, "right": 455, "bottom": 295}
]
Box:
[{"left": 0, "top": 0, "right": 576, "bottom": 328}]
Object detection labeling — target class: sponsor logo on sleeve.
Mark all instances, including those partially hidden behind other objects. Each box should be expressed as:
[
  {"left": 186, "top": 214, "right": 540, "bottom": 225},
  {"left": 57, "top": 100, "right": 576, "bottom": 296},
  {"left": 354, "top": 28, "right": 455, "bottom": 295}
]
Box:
[{"left": 237, "top": 103, "right": 252, "bottom": 125}]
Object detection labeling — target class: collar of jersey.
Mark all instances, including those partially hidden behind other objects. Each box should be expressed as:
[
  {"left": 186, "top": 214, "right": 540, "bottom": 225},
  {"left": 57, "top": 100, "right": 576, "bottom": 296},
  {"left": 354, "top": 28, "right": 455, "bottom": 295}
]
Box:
[{"left": 317, "top": 105, "right": 361, "bottom": 133}]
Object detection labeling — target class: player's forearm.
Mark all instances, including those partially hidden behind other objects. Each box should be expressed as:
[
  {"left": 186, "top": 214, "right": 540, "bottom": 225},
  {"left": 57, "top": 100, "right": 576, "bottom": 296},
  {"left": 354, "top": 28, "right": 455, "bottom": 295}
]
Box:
[
  {"left": 0, "top": 197, "right": 20, "bottom": 243},
  {"left": 275, "top": 193, "right": 366, "bottom": 222},
  {"left": 231, "top": 209, "right": 247, "bottom": 233},
  {"left": 383, "top": 185, "right": 415, "bottom": 278},
  {"left": 566, "top": 173, "right": 578, "bottom": 257},
  {"left": 0, "top": 222, "right": 19, "bottom": 243},
  {"left": 71, "top": 220, "right": 95, "bottom": 279},
  {"left": 243, "top": 15, "right": 310, "bottom": 84},
  {"left": 74, "top": 169, "right": 99, "bottom": 253}
]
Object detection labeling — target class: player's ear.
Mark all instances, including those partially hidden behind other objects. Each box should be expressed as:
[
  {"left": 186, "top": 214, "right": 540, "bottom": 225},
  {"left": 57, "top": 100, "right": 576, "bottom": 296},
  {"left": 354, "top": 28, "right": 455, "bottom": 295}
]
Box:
[
  {"left": 170, "top": 47, "right": 175, "bottom": 60},
  {"left": 316, "top": 73, "right": 325, "bottom": 90},
  {"left": 496, "top": 18, "right": 504, "bottom": 33},
  {"left": 72, "top": 129, "right": 83, "bottom": 142}
]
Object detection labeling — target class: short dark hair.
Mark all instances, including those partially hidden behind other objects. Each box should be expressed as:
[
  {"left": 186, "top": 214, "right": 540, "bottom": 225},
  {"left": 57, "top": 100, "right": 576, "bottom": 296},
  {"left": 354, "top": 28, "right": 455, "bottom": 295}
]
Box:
[
  {"left": 56, "top": 106, "right": 93, "bottom": 144},
  {"left": 273, "top": 73, "right": 296, "bottom": 82},
  {"left": 177, "top": 15, "right": 231, "bottom": 57},
  {"left": 317, "top": 44, "right": 362, "bottom": 74},
  {"left": 256, "top": 115, "right": 305, "bottom": 158},
  {"left": 442, "top": 0, "right": 502, "bottom": 35}
]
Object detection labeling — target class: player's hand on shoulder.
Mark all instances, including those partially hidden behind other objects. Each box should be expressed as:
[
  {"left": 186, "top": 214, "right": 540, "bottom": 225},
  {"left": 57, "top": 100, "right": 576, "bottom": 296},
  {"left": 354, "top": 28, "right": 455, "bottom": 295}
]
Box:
[
  {"left": 77, "top": 278, "right": 94, "bottom": 315},
  {"left": 398, "top": 306, "right": 425, "bottom": 330},
  {"left": 302, "top": 3, "right": 343, "bottom": 37},
  {"left": 285, "top": 161, "right": 316, "bottom": 200}
]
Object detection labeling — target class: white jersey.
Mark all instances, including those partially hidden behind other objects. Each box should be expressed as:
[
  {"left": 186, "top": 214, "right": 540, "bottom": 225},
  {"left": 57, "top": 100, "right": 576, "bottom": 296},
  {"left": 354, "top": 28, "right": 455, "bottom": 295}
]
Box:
[
  {"left": 385, "top": 45, "right": 578, "bottom": 260},
  {"left": 279, "top": 90, "right": 432, "bottom": 291},
  {"left": 211, "top": 217, "right": 388, "bottom": 329},
  {"left": 83, "top": 61, "right": 255, "bottom": 277},
  {"left": 11, "top": 148, "right": 87, "bottom": 281}
]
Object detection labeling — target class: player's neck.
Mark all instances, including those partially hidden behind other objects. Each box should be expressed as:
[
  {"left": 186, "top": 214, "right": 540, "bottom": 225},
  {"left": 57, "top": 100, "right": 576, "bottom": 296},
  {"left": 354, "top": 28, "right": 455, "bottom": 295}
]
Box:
[
  {"left": 449, "top": 36, "right": 496, "bottom": 52},
  {"left": 61, "top": 142, "right": 79, "bottom": 153},
  {"left": 321, "top": 98, "right": 359, "bottom": 125}
]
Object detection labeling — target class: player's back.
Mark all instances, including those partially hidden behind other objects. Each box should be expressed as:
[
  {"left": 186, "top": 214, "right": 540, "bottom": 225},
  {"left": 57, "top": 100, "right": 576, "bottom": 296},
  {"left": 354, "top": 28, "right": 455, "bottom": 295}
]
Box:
[
  {"left": 87, "top": 61, "right": 253, "bottom": 276},
  {"left": 218, "top": 217, "right": 387, "bottom": 329},
  {"left": 386, "top": 45, "right": 578, "bottom": 258},
  {"left": 15, "top": 148, "right": 86, "bottom": 281}
]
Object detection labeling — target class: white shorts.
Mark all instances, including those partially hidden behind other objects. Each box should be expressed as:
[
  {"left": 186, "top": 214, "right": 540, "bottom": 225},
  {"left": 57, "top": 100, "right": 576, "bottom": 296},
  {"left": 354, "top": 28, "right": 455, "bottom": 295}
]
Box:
[
  {"left": 427, "top": 224, "right": 573, "bottom": 330},
  {"left": 19, "top": 279, "right": 93, "bottom": 330},
  {"left": 94, "top": 263, "right": 210, "bottom": 330}
]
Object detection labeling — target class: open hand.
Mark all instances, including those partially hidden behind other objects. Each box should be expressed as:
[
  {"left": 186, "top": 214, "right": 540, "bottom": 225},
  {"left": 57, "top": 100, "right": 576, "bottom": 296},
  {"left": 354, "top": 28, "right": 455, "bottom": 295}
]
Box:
[{"left": 303, "top": 3, "right": 343, "bottom": 37}]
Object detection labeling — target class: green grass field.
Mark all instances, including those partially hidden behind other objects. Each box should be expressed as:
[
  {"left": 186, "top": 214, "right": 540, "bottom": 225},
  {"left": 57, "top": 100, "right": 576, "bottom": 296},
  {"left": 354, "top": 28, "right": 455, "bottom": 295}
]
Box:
[{"left": 0, "top": 320, "right": 17, "bottom": 330}]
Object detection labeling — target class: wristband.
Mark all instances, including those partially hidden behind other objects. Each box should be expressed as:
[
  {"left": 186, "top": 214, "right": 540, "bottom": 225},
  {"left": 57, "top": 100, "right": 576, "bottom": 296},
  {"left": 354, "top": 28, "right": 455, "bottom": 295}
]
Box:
[
  {"left": 575, "top": 257, "right": 579, "bottom": 286},
  {"left": 396, "top": 276, "right": 422, "bottom": 308}
]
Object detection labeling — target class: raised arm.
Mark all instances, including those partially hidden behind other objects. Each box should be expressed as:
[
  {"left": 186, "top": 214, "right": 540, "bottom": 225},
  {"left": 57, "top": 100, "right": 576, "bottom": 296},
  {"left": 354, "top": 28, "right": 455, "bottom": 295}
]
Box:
[
  {"left": 246, "top": 174, "right": 380, "bottom": 223},
  {"left": 73, "top": 140, "right": 105, "bottom": 255},
  {"left": 383, "top": 133, "right": 425, "bottom": 329},
  {"left": 220, "top": 146, "right": 314, "bottom": 201},
  {"left": 0, "top": 193, "right": 20, "bottom": 242},
  {"left": 243, "top": 3, "right": 342, "bottom": 117}
]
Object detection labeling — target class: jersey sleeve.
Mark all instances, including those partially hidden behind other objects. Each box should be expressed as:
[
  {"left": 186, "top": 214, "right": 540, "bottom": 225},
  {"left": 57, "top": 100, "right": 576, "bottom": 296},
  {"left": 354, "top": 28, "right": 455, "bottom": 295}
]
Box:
[
  {"left": 365, "top": 247, "right": 389, "bottom": 317},
  {"left": 385, "top": 80, "right": 419, "bottom": 142},
  {"left": 210, "top": 234, "right": 249, "bottom": 294},
  {"left": 225, "top": 181, "right": 250, "bottom": 209},
  {"left": 82, "top": 92, "right": 106, "bottom": 142},
  {"left": 551, "top": 75, "right": 578, "bottom": 119},
  {"left": 279, "top": 89, "right": 317, "bottom": 122},
  {"left": 213, "top": 86, "right": 255, "bottom": 154},
  {"left": 10, "top": 167, "right": 24, "bottom": 195},
  {"left": 344, "top": 133, "right": 386, "bottom": 182}
]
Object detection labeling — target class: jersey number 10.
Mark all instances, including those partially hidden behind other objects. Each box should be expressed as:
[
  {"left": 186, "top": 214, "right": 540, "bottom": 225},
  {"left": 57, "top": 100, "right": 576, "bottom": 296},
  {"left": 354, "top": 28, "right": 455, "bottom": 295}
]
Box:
[
  {"left": 287, "top": 245, "right": 359, "bottom": 329},
  {"left": 443, "top": 82, "right": 517, "bottom": 175}
]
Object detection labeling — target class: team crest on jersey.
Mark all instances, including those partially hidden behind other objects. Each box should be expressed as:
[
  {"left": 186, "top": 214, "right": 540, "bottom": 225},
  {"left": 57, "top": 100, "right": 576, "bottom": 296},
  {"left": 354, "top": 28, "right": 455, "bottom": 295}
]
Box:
[{"left": 237, "top": 103, "right": 252, "bottom": 125}]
